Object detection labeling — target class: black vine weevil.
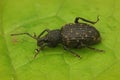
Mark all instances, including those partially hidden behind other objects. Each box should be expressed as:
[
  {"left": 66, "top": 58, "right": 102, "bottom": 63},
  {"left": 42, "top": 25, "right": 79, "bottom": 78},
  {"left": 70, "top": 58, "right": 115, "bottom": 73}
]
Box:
[{"left": 11, "top": 16, "right": 104, "bottom": 58}]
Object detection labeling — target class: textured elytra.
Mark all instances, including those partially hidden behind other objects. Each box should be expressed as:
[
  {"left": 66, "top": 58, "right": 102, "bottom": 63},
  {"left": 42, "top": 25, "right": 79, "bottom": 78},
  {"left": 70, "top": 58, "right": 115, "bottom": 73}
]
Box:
[{"left": 61, "top": 23, "right": 101, "bottom": 48}]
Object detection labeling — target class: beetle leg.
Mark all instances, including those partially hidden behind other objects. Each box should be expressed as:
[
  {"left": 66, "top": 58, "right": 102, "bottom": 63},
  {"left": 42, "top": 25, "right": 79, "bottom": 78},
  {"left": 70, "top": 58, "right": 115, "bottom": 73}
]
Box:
[
  {"left": 37, "top": 29, "right": 50, "bottom": 39},
  {"left": 74, "top": 16, "right": 99, "bottom": 24},
  {"left": 34, "top": 44, "right": 46, "bottom": 59},
  {"left": 86, "top": 46, "right": 105, "bottom": 52},
  {"left": 77, "top": 42, "right": 86, "bottom": 48},
  {"left": 63, "top": 46, "right": 81, "bottom": 58},
  {"left": 11, "top": 32, "right": 37, "bottom": 40},
  {"left": 34, "top": 48, "right": 40, "bottom": 58}
]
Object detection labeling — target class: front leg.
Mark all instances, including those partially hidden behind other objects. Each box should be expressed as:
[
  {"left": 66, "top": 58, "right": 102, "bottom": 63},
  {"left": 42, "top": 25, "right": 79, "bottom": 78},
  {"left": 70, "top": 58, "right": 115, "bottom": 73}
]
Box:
[
  {"left": 11, "top": 32, "right": 37, "bottom": 40},
  {"left": 34, "top": 44, "right": 47, "bottom": 59},
  {"left": 63, "top": 46, "right": 81, "bottom": 58},
  {"left": 37, "top": 29, "right": 50, "bottom": 39}
]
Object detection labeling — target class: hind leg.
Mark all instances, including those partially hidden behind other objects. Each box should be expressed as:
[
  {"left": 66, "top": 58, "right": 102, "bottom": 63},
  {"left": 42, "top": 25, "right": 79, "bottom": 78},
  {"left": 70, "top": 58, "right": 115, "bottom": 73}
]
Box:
[
  {"left": 86, "top": 46, "right": 105, "bottom": 52},
  {"left": 74, "top": 16, "right": 99, "bottom": 24},
  {"left": 63, "top": 46, "right": 81, "bottom": 58}
]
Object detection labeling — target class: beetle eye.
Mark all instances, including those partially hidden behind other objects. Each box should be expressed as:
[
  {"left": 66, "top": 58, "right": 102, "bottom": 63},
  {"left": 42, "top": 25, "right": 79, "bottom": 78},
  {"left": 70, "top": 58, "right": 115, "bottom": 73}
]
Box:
[
  {"left": 37, "top": 38, "right": 44, "bottom": 46},
  {"left": 44, "top": 38, "right": 48, "bottom": 42}
]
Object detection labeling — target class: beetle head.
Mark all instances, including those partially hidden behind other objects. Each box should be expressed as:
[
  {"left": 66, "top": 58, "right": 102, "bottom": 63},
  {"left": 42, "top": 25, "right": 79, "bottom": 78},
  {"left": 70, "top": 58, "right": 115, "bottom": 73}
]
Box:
[{"left": 37, "top": 37, "right": 47, "bottom": 47}]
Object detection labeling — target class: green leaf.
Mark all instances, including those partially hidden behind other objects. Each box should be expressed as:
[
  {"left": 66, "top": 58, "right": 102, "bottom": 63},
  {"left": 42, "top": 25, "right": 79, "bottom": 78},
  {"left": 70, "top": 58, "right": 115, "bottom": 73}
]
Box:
[{"left": 0, "top": 0, "right": 120, "bottom": 80}]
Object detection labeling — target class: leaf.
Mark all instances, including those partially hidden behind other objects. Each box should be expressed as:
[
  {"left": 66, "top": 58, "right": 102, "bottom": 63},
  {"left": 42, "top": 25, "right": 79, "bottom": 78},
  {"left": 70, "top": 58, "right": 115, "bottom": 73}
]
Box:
[{"left": 0, "top": 0, "right": 120, "bottom": 80}]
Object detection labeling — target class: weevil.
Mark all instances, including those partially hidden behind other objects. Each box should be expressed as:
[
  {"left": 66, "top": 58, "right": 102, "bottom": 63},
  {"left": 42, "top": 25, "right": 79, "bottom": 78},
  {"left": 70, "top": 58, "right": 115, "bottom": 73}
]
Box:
[{"left": 11, "top": 16, "right": 104, "bottom": 58}]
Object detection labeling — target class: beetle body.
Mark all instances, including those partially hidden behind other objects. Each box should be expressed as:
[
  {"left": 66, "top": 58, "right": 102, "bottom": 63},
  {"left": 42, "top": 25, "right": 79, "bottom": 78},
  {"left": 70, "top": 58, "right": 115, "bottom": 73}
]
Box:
[{"left": 11, "top": 16, "right": 104, "bottom": 58}]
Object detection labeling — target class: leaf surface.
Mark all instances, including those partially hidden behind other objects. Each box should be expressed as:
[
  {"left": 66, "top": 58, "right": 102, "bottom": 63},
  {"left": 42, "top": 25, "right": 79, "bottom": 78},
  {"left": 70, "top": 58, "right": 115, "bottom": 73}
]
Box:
[{"left": 0, "top": 0, "right": 120, "bottom": 80}]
